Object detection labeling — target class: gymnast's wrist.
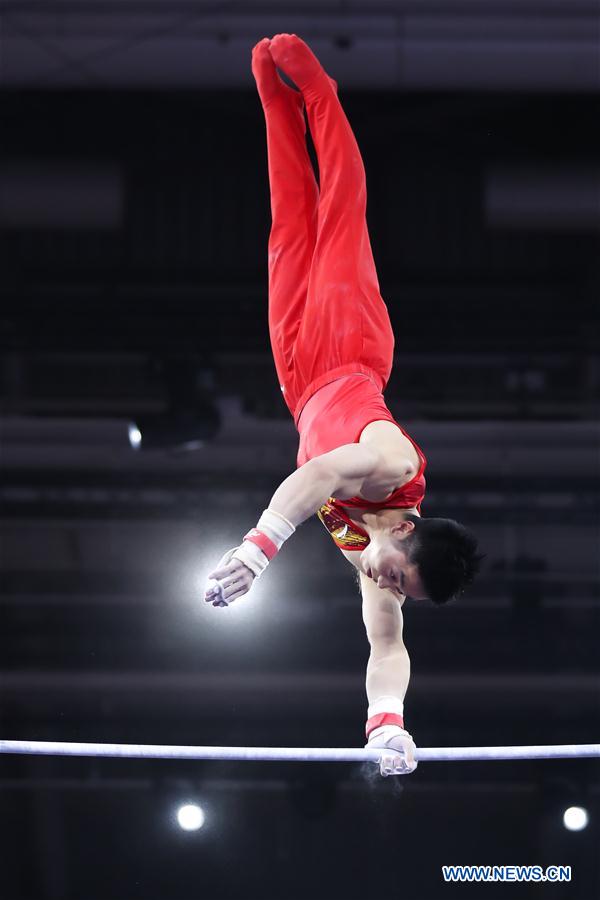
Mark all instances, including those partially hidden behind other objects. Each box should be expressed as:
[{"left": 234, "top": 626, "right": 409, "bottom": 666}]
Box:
[
  {"left": 233, "top": 508, "right": 296, "bottom": 578},
  {"left": 365, "top": 695, "right": 405, "bottom": 739}
]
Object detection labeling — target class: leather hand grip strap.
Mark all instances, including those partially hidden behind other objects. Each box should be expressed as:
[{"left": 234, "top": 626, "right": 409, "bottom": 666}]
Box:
[
  {"left": 233, "top": 508, "right": 296, "bottom": 579},
  {"left": 242, "top": 528, "right": 279, "bottom": 560},
  {"left": 365, "top": 712, "right": 405, "bottom": 739}
]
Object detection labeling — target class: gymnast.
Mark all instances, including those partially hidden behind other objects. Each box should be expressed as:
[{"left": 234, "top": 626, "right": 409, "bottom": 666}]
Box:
[{"left": 204, "top": 34, "right": 484, "bottom": 776}]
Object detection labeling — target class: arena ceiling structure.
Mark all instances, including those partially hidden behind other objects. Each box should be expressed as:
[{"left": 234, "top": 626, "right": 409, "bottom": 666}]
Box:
[{"left": 2, "top": 0, "right": 599, "bottom": 91}]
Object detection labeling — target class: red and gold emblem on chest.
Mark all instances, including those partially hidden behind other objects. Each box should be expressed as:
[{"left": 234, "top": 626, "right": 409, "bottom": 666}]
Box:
[{"left": 317, "top": 501, "right": 369, "bottom": 550}]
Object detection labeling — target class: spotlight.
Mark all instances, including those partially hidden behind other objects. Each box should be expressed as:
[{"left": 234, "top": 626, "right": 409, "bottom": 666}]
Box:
[
  {"left": 562, "top": 806, "right": 589, "bottom": 831},
  {"left": 176, "top": 803, "right": 205, "bottom": 832},
  {"left": 128, "top": 423, "right": 142, "bottom": 450}
]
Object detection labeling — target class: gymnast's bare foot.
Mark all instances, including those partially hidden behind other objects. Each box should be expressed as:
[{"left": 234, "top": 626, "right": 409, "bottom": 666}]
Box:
[
  {"left": 251, "top": 37, "right": 303, "bottom": 109},
  {"left": 269, "top": 33, "right": 336, "bottom": 94}
]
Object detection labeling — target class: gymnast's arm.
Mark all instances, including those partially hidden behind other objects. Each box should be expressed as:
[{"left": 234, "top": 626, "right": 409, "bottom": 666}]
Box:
[
  {"left": 359, "top": 571, "right": 417, "bottom": 774},
  {"left": 359, "top": 568, "right": 411, "bottom": 707},
  {"left": 269, "top": 442, "right": 385, "bottom": 526},
  {"left": 205, "top": 444, "right": 403, "bottom": 605}
]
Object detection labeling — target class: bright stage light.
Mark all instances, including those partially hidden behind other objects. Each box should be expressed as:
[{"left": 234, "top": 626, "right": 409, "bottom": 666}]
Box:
[
  {"left": 176, "top": 803, "right": 205, "bottom": 832},
  {"left": 128, "top": 423, "right": 142, "bottom": 449},
  {"left": 192, "top": 542, "right": 279, "bottom": 632},
  {"left": 562, "top": 806, "right": 589, "bottom": 831}
]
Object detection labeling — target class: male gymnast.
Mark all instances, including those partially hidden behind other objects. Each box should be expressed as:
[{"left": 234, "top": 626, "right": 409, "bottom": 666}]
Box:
[{"left": 204, "top": 34, "right": 484, "bottom": 776}]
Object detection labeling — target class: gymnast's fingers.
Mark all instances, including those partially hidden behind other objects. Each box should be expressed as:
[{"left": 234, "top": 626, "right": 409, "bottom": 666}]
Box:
[{"left": 213, "top": 584, "right": 250, "bottom": 607}]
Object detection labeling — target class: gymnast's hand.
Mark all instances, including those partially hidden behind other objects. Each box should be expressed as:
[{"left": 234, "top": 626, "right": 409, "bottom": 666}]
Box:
[
  {"left": 366, "top": 725, "right": 418, "bottom": 776},
  {"left": 204, "top": 547, "right": 257, "bottom": 607},
  {"left": 204, "top": 509, "right": 295, "bottom": 607}
]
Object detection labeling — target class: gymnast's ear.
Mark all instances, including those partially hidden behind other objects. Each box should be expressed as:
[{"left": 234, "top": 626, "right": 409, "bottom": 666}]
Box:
[{"left": 390, "top": 519, "right": 417, "bottom": 538}]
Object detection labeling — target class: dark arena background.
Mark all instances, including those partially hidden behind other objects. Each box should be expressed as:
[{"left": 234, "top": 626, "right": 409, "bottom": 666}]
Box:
[{"left": 1, "top": 3, "right": 599, "bottom": 900}]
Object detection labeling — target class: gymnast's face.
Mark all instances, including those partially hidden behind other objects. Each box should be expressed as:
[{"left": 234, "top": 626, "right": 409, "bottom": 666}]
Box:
[{"left": 360, "top": 520, "right": 428, "bottom": 601}]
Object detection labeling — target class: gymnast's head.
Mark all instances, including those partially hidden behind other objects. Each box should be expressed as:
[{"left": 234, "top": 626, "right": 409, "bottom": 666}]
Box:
[{"left": 360, "top": 511, "right": 485, "bottom": 604}]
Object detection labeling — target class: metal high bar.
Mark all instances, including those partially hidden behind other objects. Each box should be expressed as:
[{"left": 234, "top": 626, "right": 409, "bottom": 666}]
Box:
[{"left": 1, "top": 741, "right": 599, "bottom": 762}]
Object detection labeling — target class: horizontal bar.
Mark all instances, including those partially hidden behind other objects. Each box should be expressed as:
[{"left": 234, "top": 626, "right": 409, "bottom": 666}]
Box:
[{"left": 1, "top": 741, "right": 599, "bottom": 762}]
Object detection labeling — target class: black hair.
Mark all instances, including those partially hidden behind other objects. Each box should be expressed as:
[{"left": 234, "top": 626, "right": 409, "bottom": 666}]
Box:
[{"left": 403, "top": 514, "right": 485, "bottom": 605}]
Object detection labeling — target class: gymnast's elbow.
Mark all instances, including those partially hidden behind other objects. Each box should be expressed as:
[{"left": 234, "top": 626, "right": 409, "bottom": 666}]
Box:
[
  {"left": 316, "top": 442, "right": 382, "bottom": 498},
  {"left": 269, "top": 456, "right": 341, "bottom": 528}
]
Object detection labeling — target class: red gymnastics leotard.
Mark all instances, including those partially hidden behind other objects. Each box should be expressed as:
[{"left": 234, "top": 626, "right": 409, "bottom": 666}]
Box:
[{"left": 253, "top": 37, "right": 427, "bottom": 551}]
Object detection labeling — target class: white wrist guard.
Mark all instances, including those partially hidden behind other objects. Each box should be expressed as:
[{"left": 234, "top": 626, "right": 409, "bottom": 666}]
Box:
[
  {"left": 368, "top": 695, "right": 405, "bottom": 719},
  {"left": 232, "top": 508, "right": 296, "bottom": 579},
  {"left": 367, "top": 724, "right": 410, "bottom": 747}
]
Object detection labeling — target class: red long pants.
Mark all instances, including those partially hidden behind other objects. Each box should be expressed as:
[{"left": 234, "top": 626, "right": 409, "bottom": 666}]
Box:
[{"left": 262, "top": 68, "right": 395, "bottom": 426}]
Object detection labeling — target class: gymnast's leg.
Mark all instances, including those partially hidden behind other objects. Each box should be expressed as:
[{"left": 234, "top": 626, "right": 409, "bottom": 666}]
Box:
[
  {"left": 251, "top": 39, "right": 320, "bottom": 415},
  {"left": 268, "top": 33, "right": 395, "bottom": 390}
]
